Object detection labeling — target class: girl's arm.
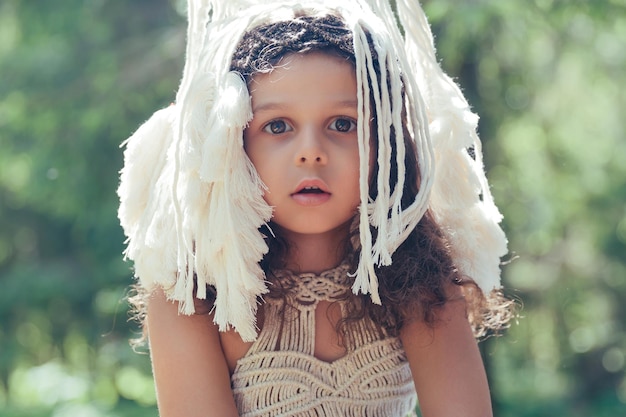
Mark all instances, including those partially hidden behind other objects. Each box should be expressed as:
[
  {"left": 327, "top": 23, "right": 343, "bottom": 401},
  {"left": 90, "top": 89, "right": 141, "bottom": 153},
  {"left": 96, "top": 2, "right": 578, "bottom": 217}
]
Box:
[
  {"left": 146, "top": 289, "right": 239, "bottom": 417},
  {"left": 400, "top": 286, "right": 493, "bottom": 417}
]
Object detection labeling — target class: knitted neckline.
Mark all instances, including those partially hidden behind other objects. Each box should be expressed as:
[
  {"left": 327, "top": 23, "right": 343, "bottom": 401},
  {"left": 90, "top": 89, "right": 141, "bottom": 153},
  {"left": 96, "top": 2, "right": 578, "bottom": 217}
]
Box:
[
  {"left": 231, "top": 261, "right": 417, "bottom": 416},
  {"left": 263, "top": 262, "right": 354, "bottom": 310},
  {"left": 270, "top": 262, "right": 353, "bottom": 297}
]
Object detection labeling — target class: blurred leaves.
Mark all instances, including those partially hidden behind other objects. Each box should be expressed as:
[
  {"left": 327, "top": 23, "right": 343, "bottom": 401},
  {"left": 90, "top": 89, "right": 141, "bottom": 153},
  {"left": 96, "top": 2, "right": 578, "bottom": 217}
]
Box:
[
  {"left": 0, "top": 0, "right": 184, "bottom": 415},
  {"left": 0, "top": 0, "right": 624, "bottom": 416},
  {"left": 424, "top": 0, "right": 626, "bottom": 415}
]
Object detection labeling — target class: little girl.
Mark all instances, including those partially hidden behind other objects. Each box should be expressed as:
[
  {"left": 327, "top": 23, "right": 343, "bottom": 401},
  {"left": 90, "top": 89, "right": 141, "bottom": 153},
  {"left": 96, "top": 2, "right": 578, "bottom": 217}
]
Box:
[{"left": 118, "top": 1, "right": 513, "bottom": 416}]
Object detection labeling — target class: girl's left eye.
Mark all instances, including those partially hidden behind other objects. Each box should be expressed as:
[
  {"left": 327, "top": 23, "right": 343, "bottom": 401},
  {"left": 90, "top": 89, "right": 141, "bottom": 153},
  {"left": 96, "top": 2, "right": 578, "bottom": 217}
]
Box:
[{"left": 329, "top": 117, "right": 357, "bottom": 133}]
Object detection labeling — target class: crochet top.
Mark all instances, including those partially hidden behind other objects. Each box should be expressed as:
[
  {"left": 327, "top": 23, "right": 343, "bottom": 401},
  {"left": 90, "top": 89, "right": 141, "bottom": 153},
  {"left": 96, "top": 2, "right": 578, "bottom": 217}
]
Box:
[{"left": 231, "top": 263, "right": 418, "bottom": 417}]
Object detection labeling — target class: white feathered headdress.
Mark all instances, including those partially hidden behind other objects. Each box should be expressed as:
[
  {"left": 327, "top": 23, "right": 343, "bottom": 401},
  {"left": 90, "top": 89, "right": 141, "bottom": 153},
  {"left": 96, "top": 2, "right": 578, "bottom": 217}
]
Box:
[{"left": 118, "top": 0, "right": 507, "bottom": 342}]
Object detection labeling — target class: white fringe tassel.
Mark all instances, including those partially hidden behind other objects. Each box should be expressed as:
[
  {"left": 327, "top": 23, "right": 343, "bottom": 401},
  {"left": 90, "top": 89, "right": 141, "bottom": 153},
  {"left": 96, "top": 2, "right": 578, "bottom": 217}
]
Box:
[{"left": 118, "top": 0, "right": 508, "bottom": 343}]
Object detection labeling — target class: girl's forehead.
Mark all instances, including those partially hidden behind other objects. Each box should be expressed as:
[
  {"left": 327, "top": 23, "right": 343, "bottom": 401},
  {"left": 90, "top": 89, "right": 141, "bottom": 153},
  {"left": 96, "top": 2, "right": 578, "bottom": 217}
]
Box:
[
  {"left": 249, "top": 50, "right": 355, "bottom": 80},
  {"left": 248, "top": 52, "right": 357, "bottom": 106}
]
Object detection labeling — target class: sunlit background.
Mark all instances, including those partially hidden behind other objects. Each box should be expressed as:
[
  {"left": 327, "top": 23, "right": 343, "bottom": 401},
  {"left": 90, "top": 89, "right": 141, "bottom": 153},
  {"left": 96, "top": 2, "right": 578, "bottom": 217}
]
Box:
[{"left": 0, "top": 0, "right": 624, "bottom": 416}]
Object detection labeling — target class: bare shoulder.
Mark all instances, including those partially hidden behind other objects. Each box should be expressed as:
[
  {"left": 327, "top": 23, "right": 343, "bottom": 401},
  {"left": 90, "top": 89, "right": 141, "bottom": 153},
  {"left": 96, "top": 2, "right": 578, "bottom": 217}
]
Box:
[
  {"left": 146, "top": 289, "right": 239, "bottom": 417},
  {"left": 399, "top": 286, "right": 493, "bottom": 417},
  {"left": 219, "top": 325, "right": 255, "bottom": 374},
  {"left": 399, "top": 285, "right": 471, "bottom": 347}
]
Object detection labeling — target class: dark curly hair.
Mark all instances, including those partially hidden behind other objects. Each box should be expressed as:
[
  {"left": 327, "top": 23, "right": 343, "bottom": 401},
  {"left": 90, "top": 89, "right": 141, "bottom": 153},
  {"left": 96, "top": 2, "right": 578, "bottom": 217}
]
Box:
[
  {"left": 231, "top": 14, "right": 358, "bottom": 78},
  {"left": 228, "top": 13, "right": 514, "bottom": 341}
]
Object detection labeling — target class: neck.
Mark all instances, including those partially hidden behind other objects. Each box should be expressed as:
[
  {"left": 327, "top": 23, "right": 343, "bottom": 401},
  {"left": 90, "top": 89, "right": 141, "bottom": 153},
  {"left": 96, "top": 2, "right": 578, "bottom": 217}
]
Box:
[{"left": 278, "top": 225, "right": 351, "bottom": 274}]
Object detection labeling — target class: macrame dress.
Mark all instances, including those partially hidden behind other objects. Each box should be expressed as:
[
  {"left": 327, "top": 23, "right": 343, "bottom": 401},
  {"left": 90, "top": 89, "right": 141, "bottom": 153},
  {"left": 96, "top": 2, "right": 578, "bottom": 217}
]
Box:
[{"left": 231, "top": 263, "right": 418, "bottom": 417}]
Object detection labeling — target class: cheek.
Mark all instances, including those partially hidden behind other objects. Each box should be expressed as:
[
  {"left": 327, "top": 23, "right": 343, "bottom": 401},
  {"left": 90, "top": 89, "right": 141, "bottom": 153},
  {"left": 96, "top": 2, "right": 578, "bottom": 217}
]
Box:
[
  {"left": 243, "top": 135, "right": 264, "bottom": 174},
  {"left": 244, "top": 147, "right": 277, "bottom": 197}
]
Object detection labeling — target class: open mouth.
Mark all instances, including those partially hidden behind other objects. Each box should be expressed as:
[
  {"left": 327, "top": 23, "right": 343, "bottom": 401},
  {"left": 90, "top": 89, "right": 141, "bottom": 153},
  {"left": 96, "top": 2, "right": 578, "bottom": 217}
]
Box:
[
  {"left": 291, "top": 180, "right": 331, "bottom": 203},
  {"left": 296, "top": 186, "right": 326, "bottom": 194}
]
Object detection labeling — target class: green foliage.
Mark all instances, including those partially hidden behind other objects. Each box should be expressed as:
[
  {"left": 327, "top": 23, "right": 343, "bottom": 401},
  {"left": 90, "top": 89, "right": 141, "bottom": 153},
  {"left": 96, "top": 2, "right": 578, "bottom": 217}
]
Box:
[
  {"left": 423, "top": 0, "right": 626, "bottom": 415},
  {"left": 0, "top": 0, "right": 184, "bottom": 414},
  {"left": 0, "top": 0, "right": 624, "bottom": 415}
]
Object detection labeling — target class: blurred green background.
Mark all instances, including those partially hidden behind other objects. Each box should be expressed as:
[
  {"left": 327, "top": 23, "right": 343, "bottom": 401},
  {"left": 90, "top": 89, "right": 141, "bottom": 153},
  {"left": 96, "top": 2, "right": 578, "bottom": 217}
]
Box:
[{"left": 0, "top": 0, "right": 624, "bottom": 416}]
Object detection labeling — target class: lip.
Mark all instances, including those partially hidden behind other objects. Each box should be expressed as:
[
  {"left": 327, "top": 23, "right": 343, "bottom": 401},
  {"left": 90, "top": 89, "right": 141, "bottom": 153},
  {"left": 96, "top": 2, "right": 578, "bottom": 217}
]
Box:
[
  {"left": 291, "top": 178, "right": 331, "bottom": 206},
  {"left": 292, "top": 178, "right": 330, "bottom": 195}
]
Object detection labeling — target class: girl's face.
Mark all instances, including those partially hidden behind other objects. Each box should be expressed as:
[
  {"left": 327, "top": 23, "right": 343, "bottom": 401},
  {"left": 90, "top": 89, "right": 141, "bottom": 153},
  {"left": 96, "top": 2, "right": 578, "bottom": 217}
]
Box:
[{"left": 244, "top": 52, "right": 365, "bottom": 245}]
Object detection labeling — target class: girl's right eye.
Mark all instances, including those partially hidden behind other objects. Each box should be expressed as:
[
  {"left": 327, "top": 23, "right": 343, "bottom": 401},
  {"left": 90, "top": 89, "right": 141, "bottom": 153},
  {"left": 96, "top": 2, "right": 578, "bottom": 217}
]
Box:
[{"left": 262, "top": 120, "right": 292, "bottom": 134}]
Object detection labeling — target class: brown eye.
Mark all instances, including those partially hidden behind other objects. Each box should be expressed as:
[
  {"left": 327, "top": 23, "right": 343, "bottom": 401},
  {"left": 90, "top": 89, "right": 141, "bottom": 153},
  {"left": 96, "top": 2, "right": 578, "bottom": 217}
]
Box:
[
  {"left": 330, "top": 117, "right": 356, "bottom": 133},
  {"left": 263, "top": 120, "right": 292, "bottom": 134}
]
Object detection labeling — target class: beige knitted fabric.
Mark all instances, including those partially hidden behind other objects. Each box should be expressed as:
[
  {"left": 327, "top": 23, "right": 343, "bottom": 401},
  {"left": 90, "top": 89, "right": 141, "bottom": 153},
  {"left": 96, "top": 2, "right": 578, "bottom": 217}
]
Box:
[{"left": 231, "top": 263, "right": 417, "bottom": 416}]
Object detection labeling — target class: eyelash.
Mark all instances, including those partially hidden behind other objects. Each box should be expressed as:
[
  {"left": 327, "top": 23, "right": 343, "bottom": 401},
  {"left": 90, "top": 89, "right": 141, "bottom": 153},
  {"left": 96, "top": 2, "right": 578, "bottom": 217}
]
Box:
[
  {"left": 261, "top": 117, "right": 357, "bottom": 135},
  {"left": 262, "top": 120, "right": 292, "bottom": 135},
  {"left": 329, "top": 117, "right": 357, "bottom": 133}
]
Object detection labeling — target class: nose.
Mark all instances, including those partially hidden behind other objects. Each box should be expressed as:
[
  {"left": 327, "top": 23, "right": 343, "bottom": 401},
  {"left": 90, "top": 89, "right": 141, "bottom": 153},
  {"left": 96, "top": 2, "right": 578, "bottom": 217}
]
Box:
[{"left": 294, "top": 127, "right": 327, "bottom": 166}]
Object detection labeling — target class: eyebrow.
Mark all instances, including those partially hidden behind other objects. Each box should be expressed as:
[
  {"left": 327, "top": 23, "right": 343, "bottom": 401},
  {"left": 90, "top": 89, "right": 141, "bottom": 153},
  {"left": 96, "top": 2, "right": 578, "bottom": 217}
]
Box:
[
  {"left": 251, "top": 102, "right": 288, "bottom": 113},
  {"left": 252, "top": 99, "right": 359, "bottom": 113}
]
